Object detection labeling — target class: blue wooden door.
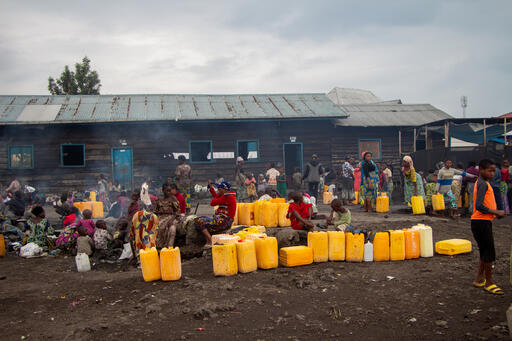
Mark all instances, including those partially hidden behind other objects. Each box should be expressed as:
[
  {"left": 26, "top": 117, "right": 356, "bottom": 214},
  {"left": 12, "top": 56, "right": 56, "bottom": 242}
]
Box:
[{"left": 112, "top": 147, "right": 133, "bottom": 190}]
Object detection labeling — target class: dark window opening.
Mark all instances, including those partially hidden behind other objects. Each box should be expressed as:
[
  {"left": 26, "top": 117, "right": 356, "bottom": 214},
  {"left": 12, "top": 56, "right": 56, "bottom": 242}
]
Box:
[
  {"left": 189, "top": 141, "right": 212, "bottom": 163},
  {"left": 237, "top": 140, "right": 258, "bottom": 161},
  {"left": 61, "top": 144, "right": 85, "bottom": 167}
]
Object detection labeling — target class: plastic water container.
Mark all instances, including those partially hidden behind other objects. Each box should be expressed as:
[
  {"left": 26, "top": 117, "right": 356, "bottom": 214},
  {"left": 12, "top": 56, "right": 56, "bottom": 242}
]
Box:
[
  {"left": 233, "top": 204, "right": 239, "bottom": 226},
  {"left": 91, "top": 201, "right": 104, "bottom": 218},
  {"left": 376, "top": 195, "right": 389, "bottom": 213},
  {"left": 279, "top": 246, "right": 314, "bottom": 267},
  {"left": 236, "top": 240, "right": 257, "bottom": 273},
  {"left": 245, "top": 233, "right": 267, "bottom": 241},
  {"left": 364, "top": 241, "right": 374, "bottom": 262},
  {"left": 254, "top": 237, "right": 278, "bottom": 269},
  {"left": 373, "top": 232, "right": 390, "bottom": 261},
  {"left": 435, "top": 239, "right": 472, "bottom": 255},
  {"left": 327, "top": 231, "right": 345, "bottom": 261},
  {"left": 89, "top": 191, "right": 97, "bottom": 201},
  {"left": 239, "top": 203, "right": 255, "bottom": 226},
  {"left": 307, "top": 231, "right": 329, "bottom": 262},
  {"left": 345, "top": 232, "right": 364, "bottom": 262},
  {"left": 75, "top": 253, "right": 91, "bottom": 272},
  {"left": 160, "top": 247, "right": 181, "bottom": 281},
  {"left": 0, "top": 234, "right": 5, "bottom": 257},
  {"left": 412, "top": 225, "right": 434, "bottom": 258},
  {"left": 211, "top": 234, "right": 231, "bottom": 244},
  {"left": 216, "top": 235, "right": 239, "bottom": 245},
  {"left": 389, "top": 230, "right": 405, "bottom": 261},
  {"left": 278, "top": 203, "right": 291, "bottom": 227},
  {"left": 76, "top": 201, "right": 93, "bottom": 213},
  {"left": 140, "top": 247, "right": 161, "bottom": 281},
  {"left": 432, "top": 194, "right": 445, "bottom": 211},
  {"left": 411, "top": 196, "right": 426, "bottom": 215},
  {"left": 403, "top": 229, "right": 420, "bottom": 259},
  {"left": 212, "top": 243, "right": 238, "bottom": 276},
  {"left": 253, "top": 201, "right": 263, "bottom": 225},
  {"left": 323, "top": 191, "right": 333, "bottom": 205},
  {"left": 352, "top": 191, "right": 360, "bottom": 205},
  {"left": 259, "top": 201, "right": 278, "bottom": 228}
]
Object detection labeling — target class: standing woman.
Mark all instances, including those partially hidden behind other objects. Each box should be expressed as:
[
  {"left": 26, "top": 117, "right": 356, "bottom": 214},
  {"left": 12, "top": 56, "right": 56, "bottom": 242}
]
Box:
[
  {"left": 498, "top": 164, "right": 510, "bottom": 215},
  {"left": 401, "top": 156, "right": 426, "bottom": 207},
  {"left": 175, "top": 155, "right": 192, "bottom": 214},
  {"left": 277, "top": 166, "right": 288, "bottom": 198},
  {"left": 155, "top": 183, "right": 181, "bottom": 248},
  {"left": 360, "top": 152, "right": 379, "bottom": 212}
]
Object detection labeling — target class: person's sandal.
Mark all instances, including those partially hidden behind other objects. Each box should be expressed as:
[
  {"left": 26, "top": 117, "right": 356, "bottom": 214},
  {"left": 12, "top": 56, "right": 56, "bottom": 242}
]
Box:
[
  {"left": 473, "top": 280, "right": 486, "bottom": 288},
  {"left": 484, "top": 284, "right": 504, "bottom": 295}
]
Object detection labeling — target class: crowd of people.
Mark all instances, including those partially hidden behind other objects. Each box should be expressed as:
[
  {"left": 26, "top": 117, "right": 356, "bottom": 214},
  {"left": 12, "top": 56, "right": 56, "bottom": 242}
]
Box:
[{"left": 0, "top": 153, "right": 509, "bottom": 294}]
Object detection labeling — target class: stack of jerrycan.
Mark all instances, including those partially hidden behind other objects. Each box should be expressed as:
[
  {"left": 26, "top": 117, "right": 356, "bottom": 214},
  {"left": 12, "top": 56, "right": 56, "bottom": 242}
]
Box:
[
  {"left": 307, "top": 231, "right": 328, "bottom": 262},
  {"left": 279, "top": 246, "right": 313, "bottom": 267},
  {"left": 254, "top": 236, "right": 278, "bottom": 269},
  {"left": 345, "top": 232, "right": 364, "bottom": 262}
]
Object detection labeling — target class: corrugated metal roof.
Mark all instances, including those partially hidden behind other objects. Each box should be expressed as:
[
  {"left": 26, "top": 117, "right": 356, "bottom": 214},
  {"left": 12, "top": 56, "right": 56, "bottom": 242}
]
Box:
[
  {"left": 334, "top": 104, "right": 452, "bottom": 127},
  {"left": 327, "top": 87, "right": 382, "bottom": 105},
  {"left": 0, "top": 94, "right": 347, "bottom": 124}
]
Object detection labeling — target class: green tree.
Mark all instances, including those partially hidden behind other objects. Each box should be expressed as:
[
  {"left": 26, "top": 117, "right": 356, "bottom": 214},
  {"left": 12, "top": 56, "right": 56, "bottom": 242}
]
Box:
[{"left": 48, "top": 56, "right": 101, "bottom": 95}]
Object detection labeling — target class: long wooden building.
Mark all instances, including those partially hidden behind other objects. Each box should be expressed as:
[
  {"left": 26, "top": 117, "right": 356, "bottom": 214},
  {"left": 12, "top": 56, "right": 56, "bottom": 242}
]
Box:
[{"left": 0, "top": 88, "right": 451, "bottom": 193}]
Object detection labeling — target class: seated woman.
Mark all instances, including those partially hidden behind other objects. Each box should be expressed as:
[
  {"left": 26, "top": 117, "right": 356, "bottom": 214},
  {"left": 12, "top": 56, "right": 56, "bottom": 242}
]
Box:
[
  {"left": 24, "top": 206, "right": 55, "bottom": 250},
  {"left": 155, "top": 183, "right": 181, "bottom": 249},
  {"left": 194, "top": 181, "right": 237, "bottom": 249}
]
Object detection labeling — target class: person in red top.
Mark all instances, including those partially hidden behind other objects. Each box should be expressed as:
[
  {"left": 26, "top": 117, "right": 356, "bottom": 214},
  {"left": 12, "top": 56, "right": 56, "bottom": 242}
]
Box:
[
  {"left": 63, "top": 206, "right": 79, "bottom": 227},
  {"left": 169, "top": 184, "right": 186, "bottom": 215},
  {"left": 471, "top": 159, "right": 504, "bottom": 295},
  {"left": 287, "top": 191, "right": 314, "bottom": 231},
  {"left": 194, "top": 180, "right": 237, "bottom": 249}
]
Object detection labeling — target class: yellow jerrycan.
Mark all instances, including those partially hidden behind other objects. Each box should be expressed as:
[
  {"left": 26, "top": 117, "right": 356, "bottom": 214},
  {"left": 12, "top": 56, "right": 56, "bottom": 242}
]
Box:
[
  {"left": 307, "top": 231, "right": 328, "bottom": 262},
  {"left": 327, "top": 231, "right": 345, "bottom": 261},
  {"left": 279, "top": 246, "right": 314, "bottom": 267},
  {"left": 432, "top": 194, "right": 445, "bottom": 211},
  {"left": 254, "top": 237, "right": 278, "bottom": 269},
  {"left": 236, "top": 240, "right": 257, "bottom": 273},
  {"left": 411, "top": 196, "right": 426, "bottom": 215},
  {"left": 373, "top": 232, "right": 390, "bottom": 261},
  {"left": 140, "top": 247, "right": 161, "bottom": 282},
  {"left": 212, "top": 243, "right": 238, "bottom": 276},
  {"left": 160, "top": 247, "right": 182, "bottom": 281},
  {"left": 389, "top": 230, "right": 405, "bottom": 261},
  {"left": 345, "top": 232, "right": 364, "bottom": 262}
]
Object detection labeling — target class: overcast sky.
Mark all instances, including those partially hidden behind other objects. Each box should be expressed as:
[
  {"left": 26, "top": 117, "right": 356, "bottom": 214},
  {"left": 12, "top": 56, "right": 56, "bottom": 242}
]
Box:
[{"left": 0, "top": 1, "right": 510, "bottom": 117}]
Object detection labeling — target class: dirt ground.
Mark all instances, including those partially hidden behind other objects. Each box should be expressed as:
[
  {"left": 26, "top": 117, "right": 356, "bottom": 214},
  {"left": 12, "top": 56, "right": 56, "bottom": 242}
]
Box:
[{"left": 1, "top": 204, "right": 511, "bottom": 340}]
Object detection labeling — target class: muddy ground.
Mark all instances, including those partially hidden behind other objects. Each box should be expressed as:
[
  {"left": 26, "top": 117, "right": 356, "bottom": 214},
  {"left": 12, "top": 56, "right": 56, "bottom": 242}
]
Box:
[{"left": 1, "top": 204, "right": 511, "bottom": 340}]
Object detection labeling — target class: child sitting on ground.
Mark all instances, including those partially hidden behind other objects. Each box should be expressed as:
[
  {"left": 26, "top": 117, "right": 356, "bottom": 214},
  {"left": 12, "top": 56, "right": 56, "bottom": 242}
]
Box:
[
  {"left": 93, "top": 220, "right": 112, "bottom": 250},
  {"left": 112, "top": 218, "right": 129, "bottom": 249},
  {"left": 326, "top": 199, "right": 351, "bottom": 231},
  {"left": 287, "top": 191, "right": 314, "bottom": 231},
  {"left": 76, "top": 226, "right": 94, "bottom": 256},
  {"left": 72, "top": 209, "right": 96, "bottom": 238}
]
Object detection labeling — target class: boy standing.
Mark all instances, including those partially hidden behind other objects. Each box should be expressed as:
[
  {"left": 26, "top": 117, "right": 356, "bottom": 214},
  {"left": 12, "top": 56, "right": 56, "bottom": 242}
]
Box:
[{"left": 471, "top": 159, "right": 504, "bottom": 295}]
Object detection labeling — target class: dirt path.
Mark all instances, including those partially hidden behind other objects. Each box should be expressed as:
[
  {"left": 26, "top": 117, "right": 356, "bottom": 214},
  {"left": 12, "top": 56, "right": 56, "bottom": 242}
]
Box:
[{"left": 1, "top": 207, "right": 511, "bottom": 340}]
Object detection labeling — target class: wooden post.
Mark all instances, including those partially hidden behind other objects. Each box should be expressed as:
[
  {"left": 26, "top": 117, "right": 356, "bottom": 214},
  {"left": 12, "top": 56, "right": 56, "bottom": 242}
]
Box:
[
  {"left": 505, "top": 118, "right": 507, "bottom": 146},
  {"left": 425, "top": 126, "right": 429, "bottom": 150},
  {"left": 398, "top": 130, "right": 402, "bottom": 156},
  {"left": 483, "top": 119, "right": 487, "bottom": 146},
  {"left": 444, "top": 122, "right": 449, "bottom": 148},
  {"left": 413, "top": 128, "right": 417, "bottom": 152}
]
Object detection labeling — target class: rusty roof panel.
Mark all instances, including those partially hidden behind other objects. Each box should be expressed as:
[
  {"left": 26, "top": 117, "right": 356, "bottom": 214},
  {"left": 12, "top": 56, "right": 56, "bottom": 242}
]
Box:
[{"left": 0, "top": 93, "right": 347, "bottom": 124}]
